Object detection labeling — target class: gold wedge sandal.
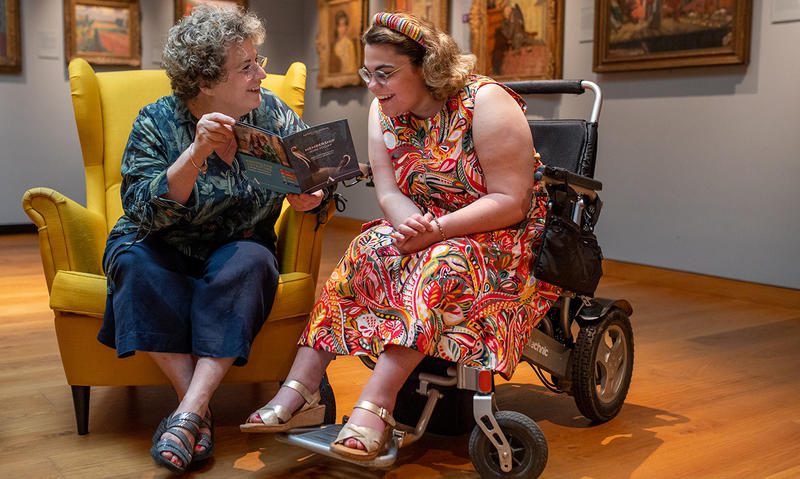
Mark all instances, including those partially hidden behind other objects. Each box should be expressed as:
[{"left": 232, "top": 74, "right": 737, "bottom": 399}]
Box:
[
  {"left": 239, "top": 380, "right": 326, "bottom": 433},
  {"left": 329, "top": 400, "right": 396, "bottom": 461}
]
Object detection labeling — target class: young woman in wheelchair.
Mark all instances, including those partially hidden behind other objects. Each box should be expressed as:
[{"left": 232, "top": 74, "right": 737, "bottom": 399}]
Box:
[
  {"left": 240, "top": 12, "right": 559, "bottom": 460},
  {"left": 98, "top": 6, "right": 323, "bottom": 473}
]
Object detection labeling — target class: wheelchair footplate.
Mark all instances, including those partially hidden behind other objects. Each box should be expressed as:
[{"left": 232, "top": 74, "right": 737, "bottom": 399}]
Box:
[{"left": 276, "top": 424, "right": 401, "bottom": 468}]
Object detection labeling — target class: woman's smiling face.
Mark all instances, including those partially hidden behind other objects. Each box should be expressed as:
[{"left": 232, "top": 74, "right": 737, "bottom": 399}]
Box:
[
  {"left": 363, "top": 43, "right": 430, "bottom": 118},
  {"left": 202, "top": 37, "right": 266, "bottom": 118}
]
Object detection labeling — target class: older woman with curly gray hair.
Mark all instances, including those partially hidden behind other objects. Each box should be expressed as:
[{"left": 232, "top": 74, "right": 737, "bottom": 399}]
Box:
[{"left": 96, "top": 5, "right": 323, "bottom": 473}]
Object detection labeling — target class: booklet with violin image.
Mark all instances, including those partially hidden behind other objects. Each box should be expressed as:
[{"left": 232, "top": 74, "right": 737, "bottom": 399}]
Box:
[{"left": 234, "top": 118, "right": 361, "bottom": 194}]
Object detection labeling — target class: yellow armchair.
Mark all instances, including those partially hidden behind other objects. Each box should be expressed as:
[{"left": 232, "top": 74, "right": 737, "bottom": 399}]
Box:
[{"left": 22, "top": 58, "right": 333, "bottom": 435}]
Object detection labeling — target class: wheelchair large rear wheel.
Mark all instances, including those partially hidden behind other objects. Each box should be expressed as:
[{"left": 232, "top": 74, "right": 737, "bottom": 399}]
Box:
[
  {"left": 572, "top": 308, "right": 634, "bottom": 422},
  {"left": 468, "top": 411, "right": 548, "bottom": 478}
]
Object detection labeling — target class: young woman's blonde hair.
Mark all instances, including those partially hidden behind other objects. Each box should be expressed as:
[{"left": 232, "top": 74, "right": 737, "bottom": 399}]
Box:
[
  {"left": 362, "top": 13, "right": 476, "bottom": 101},
  {"left": 162, "top": 5, "right": 265, "bottom": 99}
]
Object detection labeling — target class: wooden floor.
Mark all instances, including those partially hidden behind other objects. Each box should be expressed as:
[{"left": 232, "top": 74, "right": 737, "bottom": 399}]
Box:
[{"left": 2, "top": 220, "right": 800, "bottom": 478}]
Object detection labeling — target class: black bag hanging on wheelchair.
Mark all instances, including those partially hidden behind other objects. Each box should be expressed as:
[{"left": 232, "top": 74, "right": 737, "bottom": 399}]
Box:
[{"left": 533, "top": 184, "right": 603, "bottom": 297}]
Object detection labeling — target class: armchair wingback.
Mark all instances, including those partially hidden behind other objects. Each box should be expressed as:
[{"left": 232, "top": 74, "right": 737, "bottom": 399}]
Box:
[{"left": 21, "top": 58, "right": 332, "bottom": 435}]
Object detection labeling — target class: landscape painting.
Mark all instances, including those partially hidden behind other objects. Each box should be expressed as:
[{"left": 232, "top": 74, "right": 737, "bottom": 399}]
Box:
[{"left": 64, "top": 0, "right": 141, "bottom": 67}]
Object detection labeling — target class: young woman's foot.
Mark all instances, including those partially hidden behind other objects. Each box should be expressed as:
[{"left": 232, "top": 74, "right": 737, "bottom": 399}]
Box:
[
  {"left": 330, "top": 400, "right": 396, "bottom": 460},
  {"left": 240, "top": 380, "right": 325, "bottom": 432},
  {"left": 339, "top": 406, "right": 388, "bottom": 451},
  {"left": 245, "top": 384, "right": 307, "bottom": 425}
]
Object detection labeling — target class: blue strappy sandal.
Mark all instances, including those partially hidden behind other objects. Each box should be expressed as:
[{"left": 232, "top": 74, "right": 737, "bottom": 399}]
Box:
[
  {"left": 192, "top": 410, "right": 214, "bottom": 463},
  {"left": 149, "top": 411, "right": 202, "bottom": 473}
]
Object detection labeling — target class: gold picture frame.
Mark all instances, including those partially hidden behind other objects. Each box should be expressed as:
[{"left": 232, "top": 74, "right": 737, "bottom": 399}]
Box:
[
  {"left": 0, "top": 0, "right": 22, "bottom": 74},
  {"left": 64, "top": 0, "right": 141, "bottom": 67},
  {"left": 385, "top": 0, "right": 449, "bottom": 32},
  {"left": 317, "top": 0, "right": 366, "bottom": 89},
  {"left": 469, "top": 0, "right": 564, "bottom": 81},
  {"left": 174, "top": 0, "right": 248, "bottom": 23},
  {"left": 593, "top": 0, "right": 752, "bottom": 73}
]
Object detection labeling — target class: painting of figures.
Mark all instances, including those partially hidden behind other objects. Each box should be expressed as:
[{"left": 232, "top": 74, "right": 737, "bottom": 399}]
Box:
[
  {"left": 1, "top": 0, "right": 21, "bottom": 73},
  {"left": 386, "top": 0, "right": 449, "bottom": 31},
  {"left": 174, "top": 0, "right": 248, "bottom": 22},
  {"left": 317, "top": 0, "right": 367, "bottom": 88},
  {"left": 64, "top": 0, "right": 141, "bottom": 67},
  {"left": 469, "top": 0, "right": 564, "bottom": 81},
  {"left": 594, "top": 0, "right": 752, "bottom": 72}
]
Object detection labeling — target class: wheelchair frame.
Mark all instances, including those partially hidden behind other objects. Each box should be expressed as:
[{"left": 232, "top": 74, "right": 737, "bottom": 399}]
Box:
[{"left": 276, "top": 80, "right": 634, "bottom": 479}]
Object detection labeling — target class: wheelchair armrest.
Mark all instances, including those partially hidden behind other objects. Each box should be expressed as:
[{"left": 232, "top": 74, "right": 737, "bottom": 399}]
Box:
[
  {"left": 22, "top": 187, "right": 107, "bottom": 292},
  {"left": 535, "top": 165, "right": 602, "bottom": 198}
]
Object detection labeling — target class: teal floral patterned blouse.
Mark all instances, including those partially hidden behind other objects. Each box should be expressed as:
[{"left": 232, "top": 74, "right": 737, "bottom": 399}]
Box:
[{"left": 106, "top": 88, "right": 307, "bottom": 265}]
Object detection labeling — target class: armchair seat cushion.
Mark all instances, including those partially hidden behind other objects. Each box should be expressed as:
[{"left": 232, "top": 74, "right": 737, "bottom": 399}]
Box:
[{"left": 49, "top": 270, "right": 316, "bottom": 322}]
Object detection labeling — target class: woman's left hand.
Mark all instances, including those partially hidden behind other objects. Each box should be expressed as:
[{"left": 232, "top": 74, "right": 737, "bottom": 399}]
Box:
[{"left": 286, "top": 190, "right": 324, "bottom": 211}]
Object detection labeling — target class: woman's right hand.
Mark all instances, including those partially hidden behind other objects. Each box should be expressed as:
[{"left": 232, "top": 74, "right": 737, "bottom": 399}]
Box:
[{"left": 192, "top": 112, "right": 237, "bottom": 165}]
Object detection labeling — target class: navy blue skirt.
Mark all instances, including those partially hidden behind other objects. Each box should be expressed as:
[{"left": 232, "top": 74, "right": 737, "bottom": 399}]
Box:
[{"left": 98, "top": 234, "right": 280, "bottom": 366}]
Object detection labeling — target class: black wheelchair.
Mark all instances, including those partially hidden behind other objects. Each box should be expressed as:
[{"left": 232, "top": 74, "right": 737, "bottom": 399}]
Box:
[{"left": 278, "top": 80, "right": 634, "bottom": 479}]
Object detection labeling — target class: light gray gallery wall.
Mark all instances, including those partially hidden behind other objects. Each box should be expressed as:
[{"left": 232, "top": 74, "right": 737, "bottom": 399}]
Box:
[
  {"left": 559, "top": 2, "right": 800, "bottom": 290},
  {"left": 0, "top": 0, "right": 172, "bottom": 226},
  {"left": 2, "top": 1, "right": 798, "bottom": 289},
  {"left": 300, "top": 0, "right": 800, "bottom": 289},
  {"left": 0, "top": 0, "right": 306, "bottom": 227}
]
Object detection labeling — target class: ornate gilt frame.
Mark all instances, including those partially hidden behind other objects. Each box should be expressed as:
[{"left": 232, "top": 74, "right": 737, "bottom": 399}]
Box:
[
  {"left": 468, "top": 0, "right": 564, "bottom": 81},
  {"left": 0, "top": 0, "right": 21, "bottom": 74},
  {"left": 173, "top": 0, "right": 248, "bottom": 23},
  {"left": 64, "top": 0, "right": 141, "bottom": 67},
  {"left": 593, "top": 0, "right": 752, "bottom": 72},
  {"left": 385, "top": 0, "right": 449, "bottom": 32},
  {"left": 316, "top": 0, "right": 366, "bottom": 89}
]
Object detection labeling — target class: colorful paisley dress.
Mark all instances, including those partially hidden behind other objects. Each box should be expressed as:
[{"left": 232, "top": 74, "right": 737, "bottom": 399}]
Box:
[{"left": 299, "top": 76, "right": 559, "bottom": 378}]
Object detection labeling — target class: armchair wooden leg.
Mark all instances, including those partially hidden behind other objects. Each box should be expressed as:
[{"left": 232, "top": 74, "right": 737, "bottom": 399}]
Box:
[{"left": 71, "top": 385, "right": 90, "bottom": 435}]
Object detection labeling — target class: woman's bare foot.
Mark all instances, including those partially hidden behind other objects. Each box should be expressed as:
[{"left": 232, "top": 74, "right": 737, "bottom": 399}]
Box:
[
  {"left": 245, "top": 384, "right": 307, "bottom": 424},
  {"left": 159, "top": 408, "right": 206, "bottom": 467},
  {"left": 340, "top": 404, "right": 389, "bottom": 451}
]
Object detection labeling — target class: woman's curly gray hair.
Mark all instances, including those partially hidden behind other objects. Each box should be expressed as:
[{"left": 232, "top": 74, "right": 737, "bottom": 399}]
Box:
[
  {"left": 162, "top": 5, "right": 265, "bottom": 99},
  {"left": 362, "top": 13, "right": 475, "bottom": 101}
]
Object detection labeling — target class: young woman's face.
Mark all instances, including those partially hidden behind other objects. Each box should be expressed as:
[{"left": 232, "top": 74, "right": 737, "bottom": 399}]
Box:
[{"left": 363, "top": 43, "right": 430, "bottom": 118}]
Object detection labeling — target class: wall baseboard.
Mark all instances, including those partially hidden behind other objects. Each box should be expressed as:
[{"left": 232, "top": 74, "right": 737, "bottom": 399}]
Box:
[
  {"left": 0, "top": 223, "right": 36, "bottom": 235},
  {"left": 603, "top": 259, "right": 800, "bottom": 310}
]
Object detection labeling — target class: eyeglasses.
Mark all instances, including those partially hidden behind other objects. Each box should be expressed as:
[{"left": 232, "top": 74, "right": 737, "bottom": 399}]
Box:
[
  {"left": 241, "top": 55, "right": 268, "bottom": 78},
  {"left": 358, "top": 63, "right": 408, "bottom": 85}
]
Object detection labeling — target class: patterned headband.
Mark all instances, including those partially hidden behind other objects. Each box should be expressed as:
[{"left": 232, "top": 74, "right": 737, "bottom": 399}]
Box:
[{"left": 373, "top": 12, "right": 424, "bottom": 46}]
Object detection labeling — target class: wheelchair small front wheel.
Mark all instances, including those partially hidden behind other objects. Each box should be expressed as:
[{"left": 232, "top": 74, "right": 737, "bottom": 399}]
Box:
[
  {"left": 572, "top": 308, "right": 634, "bottom": 422},
  {"left": 468, "top": 411, "right": 548, "bottom": 478}
]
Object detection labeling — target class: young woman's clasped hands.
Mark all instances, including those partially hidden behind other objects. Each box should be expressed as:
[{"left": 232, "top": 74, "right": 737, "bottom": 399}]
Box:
[{"left": 390, "top": 212, "right": 438, "bottom": 254}]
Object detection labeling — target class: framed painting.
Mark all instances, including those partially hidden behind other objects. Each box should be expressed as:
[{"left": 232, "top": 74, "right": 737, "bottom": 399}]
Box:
[
  {"left": 593, "top": 0, "right": 752, "bottom": 72},
  {"left": 64, "top": 0, "right": 141, "bottom": 67},
  {"left": 0, "top": 0, "right": 22, "bottom": 74},
  {"left": 469, "top": 0, "right": 564, "bottom": 81},
  {"left": 317, "top": 0, "right": 366, "bottom": 88},
  {"left": 174, "top": 0, "right": 248, "bottom": 22},
  {"left": 385, "top": 0, "right": 449, "bottom": 32}
]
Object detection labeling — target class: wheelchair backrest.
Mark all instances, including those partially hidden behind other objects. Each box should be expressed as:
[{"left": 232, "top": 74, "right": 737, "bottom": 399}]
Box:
[
  {"left": 503, "top": 80, "right": 600, "bottom": 179},
  {"left": 530, "top": 120, "right": 598, "bottom": 178}
]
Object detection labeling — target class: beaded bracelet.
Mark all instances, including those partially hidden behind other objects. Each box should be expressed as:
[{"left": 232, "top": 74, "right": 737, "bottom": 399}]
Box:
[{"left": 433, "top": 216, "right": 447, "bottom": 242}]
